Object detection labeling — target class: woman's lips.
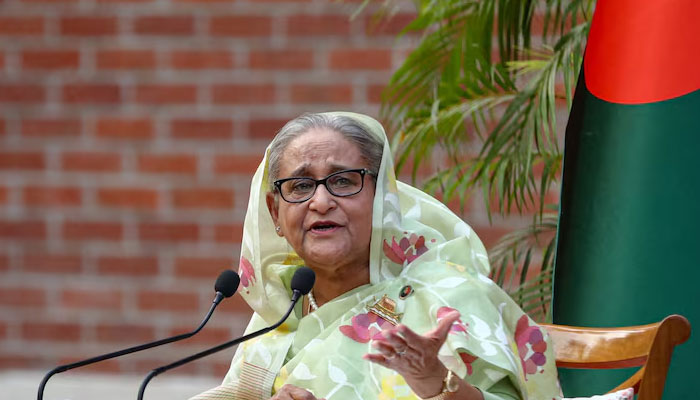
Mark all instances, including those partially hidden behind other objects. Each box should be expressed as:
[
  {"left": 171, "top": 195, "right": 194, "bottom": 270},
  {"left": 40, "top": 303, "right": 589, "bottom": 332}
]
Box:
[
  {"left": 309, "top": 221, "right": 342, "bottom": 234},
  {"left": 310, "top": 226, "right": 341, "bottom": 234}
]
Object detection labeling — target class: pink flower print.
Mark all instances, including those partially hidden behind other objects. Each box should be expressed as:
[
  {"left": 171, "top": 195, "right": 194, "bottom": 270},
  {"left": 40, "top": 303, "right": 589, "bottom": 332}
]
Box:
[
  {"left": 339, "top": 312, "right": 394, "bottom": 343},
  {"left": 459, "top": 351, "right": 479, "bottom": 376},
  {"left": 437, "top": 307, "right": 468, "bottom": 335},
  {"left": 514, "top": 315, "right": 548, "bottom": 378},
  {"left": 382, "top": 233, "right": 429, "bottom": 265},
  {"left": 238, "top": 256, "right": 256, "bottom": 293}
]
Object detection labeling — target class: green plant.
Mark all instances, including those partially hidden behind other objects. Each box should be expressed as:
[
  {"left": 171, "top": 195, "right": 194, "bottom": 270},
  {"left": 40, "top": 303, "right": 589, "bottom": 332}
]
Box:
[{"left": 373, "top": 0, "right": 595, "bottom": 321}]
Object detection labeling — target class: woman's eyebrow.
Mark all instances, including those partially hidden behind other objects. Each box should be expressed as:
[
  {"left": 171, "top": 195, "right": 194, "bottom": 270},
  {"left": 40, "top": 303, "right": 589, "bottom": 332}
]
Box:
[
  {"left": 288, "top": 164, "right": 311, "bottom": 177},
  {"left": 327, "top": 163, "right": 353, "bottom": 173},
  {"left": 287, "top": 163, "right": 354, "bottom": 177}
]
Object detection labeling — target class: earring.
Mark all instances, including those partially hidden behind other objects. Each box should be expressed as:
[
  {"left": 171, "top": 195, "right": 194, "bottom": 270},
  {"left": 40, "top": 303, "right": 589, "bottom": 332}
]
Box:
[{"left": 275, "top": 226, "right": 281, "bottom": 232}]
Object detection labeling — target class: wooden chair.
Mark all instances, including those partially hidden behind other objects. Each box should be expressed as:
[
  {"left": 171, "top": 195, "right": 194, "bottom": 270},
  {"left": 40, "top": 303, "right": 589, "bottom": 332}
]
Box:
[{"left": 541, "top": 314, "right": 691, "bottom": 400}]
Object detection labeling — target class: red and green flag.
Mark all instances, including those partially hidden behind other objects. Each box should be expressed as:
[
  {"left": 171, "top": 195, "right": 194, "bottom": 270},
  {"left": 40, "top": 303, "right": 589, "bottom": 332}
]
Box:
[{"left": 553, "top": 0, "right": 700, "bottom": 397}]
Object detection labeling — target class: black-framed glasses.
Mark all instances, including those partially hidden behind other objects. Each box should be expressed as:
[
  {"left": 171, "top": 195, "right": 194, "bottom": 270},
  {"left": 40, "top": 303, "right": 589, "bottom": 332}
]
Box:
[{"left": 273, "top": 168, "right": 375, "bottom": 203}]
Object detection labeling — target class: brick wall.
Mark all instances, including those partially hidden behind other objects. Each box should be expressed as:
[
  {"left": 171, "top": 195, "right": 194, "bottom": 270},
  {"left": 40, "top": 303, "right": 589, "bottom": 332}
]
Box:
[
  {"left": 0, "top": 0, "right": 423, "bottom": 378},
  {"left": 0, "top": 0, "right": 537, "bottom": 379}
]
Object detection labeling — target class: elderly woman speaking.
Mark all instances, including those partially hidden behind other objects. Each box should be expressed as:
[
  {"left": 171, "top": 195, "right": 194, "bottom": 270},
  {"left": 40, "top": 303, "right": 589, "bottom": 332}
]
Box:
[{"left": 194, "top": 112, "right": 560, "bottom": 400}]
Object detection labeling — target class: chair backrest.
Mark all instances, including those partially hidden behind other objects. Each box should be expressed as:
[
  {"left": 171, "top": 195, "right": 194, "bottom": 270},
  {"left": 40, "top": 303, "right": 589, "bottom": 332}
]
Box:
[{"left": 541, "top": 314, "right": 691, "bottom": 400}]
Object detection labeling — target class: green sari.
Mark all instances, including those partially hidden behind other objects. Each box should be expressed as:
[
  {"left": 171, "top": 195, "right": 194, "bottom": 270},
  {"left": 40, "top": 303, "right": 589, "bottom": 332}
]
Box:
[{"left": 193, "top": 112, "right": 560, "bottom": 400}]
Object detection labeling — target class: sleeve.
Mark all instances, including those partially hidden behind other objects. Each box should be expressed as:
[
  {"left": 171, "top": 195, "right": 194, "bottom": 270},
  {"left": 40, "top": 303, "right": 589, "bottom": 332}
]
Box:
[
  {"left": 188, "top": 384, "right": 237, "bottom": 400},
  {"left": 188, "top": 313, "right": 268, "bottom": 400}
]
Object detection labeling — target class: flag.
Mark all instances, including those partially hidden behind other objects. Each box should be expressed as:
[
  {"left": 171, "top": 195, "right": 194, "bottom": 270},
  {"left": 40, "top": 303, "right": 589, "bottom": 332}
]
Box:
[{"left": 552, "top": 0, "right": 700, "bottom": 397}]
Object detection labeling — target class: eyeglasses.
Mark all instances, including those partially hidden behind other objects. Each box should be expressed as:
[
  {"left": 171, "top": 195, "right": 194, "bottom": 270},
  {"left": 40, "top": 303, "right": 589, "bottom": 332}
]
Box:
[{"left": 273, "top": 168, "right": 375, "bottom": 203}]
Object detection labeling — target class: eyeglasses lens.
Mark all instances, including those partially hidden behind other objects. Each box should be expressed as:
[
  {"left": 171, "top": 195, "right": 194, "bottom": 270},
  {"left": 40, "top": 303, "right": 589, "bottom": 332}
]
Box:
[{"left": 280, "top": 170, "right": 363, "bottom": 202}]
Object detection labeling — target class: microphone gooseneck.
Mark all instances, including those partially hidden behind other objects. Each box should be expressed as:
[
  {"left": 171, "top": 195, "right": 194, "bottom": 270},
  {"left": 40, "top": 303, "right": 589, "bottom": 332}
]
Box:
[
  {"left": 137, "top": 267, "right": 315, "bottom": 400},
  {"left": 38, "top": 270, "right": 240, "bottom": 400}
]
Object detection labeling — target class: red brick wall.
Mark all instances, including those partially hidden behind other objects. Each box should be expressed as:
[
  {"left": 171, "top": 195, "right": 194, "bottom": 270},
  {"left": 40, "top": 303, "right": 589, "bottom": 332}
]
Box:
[
  {"left": 0, "top": 0, "right": 534, "bottom": 379},
  {"left": 0, "top": 0, "right": 421, "bottom": 377}
]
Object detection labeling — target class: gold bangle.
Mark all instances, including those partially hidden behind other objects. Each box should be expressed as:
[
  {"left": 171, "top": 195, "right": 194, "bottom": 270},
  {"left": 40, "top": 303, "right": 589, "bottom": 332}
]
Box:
[{"left": 420, "top": 369, "right": 459, "bottom": 400}]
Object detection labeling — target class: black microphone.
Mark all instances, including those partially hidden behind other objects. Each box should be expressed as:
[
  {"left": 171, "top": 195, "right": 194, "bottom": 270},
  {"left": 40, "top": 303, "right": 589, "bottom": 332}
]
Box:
[
  {"left": 137, "top": 266, "right": 315, "bottom": 400},
  {"left": 38, "top": 270, "right": 240, "bottom": 400}
]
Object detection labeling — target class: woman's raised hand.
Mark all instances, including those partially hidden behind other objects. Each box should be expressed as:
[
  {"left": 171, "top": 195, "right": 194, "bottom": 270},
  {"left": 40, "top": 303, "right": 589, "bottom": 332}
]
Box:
[
  {"left": 270, "top": 384, "right": 325, "bottom": 400},
  {"left": 362, "top": 310, "right": 461, "bottom": 399}
]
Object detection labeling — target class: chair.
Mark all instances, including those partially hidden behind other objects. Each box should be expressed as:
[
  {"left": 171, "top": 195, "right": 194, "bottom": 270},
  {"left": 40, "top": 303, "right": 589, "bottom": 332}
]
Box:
[{"left": 541, "top": 314, "right": 691, "bottom": 400}]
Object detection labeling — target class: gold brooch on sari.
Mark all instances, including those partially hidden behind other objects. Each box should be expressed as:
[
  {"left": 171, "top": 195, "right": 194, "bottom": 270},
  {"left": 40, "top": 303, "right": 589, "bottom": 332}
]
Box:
[{"left": 367, "top": 294, "right": 403, "bottom": 325}]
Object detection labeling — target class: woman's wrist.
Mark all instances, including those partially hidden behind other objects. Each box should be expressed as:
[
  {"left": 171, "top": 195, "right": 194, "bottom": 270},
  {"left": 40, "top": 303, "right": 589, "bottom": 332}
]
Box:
[
  {"left": 406, "top": 364, "right": 450, "bottom": 399},
  {"left": 411, "top": 366, "right": 485, "bottom": 400}
]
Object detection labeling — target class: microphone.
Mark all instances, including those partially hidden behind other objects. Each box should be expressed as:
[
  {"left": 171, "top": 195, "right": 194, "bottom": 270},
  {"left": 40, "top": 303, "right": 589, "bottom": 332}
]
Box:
[
  {"left": 38, "top": 270, "right": 240, "bottom": 400},
  {"left": 213, "top": 270, "right": 240, "bottom": 303},
  {"left": 137, "top": 266, "right": 315, "bottom": 400}
]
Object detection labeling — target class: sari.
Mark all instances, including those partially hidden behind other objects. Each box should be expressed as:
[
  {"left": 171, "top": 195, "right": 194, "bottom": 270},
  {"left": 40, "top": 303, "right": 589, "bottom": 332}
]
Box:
[{"left": 193, "top": 112, "right": 561, "bottom": 400}]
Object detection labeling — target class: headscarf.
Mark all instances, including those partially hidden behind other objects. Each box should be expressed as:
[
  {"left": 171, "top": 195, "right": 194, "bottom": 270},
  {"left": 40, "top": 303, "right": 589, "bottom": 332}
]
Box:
[{"left": 196, "top": 112, "right": 560, "bottom": 400}]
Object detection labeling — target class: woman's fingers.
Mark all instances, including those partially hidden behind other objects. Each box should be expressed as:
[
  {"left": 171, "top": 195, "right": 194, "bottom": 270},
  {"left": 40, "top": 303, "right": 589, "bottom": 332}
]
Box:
[
  {"left": 365, "top": 311, "right": 462, "bottom": 370},
  {"left": 383, "top": 329, "right": 410, "bottom": 351},
  {"left": 272, "top": 384, "right": 319, "bottom": 400},
  {"left": 431, "top": 310, "right": 461, "bottom": 343},
  {"left": 372, "top": 339, "right": 398, "bottom": 358},
  {"left": 363, "top": 352, "right": 393, "bottom": 368},
  {"left": 396, "top": 312, "right": 457, "bottom": 349},
  {"left": 396, "top": 323, "right": 424, "bottom": 346},
  {"left": 363, "top": 352, "right": 387, "bottom": 363},
  {"left": 363, "top": 311, "right": 463, "bottom": 400}
]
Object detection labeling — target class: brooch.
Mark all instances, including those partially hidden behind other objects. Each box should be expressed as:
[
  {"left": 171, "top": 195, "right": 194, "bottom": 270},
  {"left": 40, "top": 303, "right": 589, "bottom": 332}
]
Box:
[
  {"left": 367, "top": 294, "right": 403, "bottom": 326},
  {"left": 399, "top": 285, "right": 413, "bottom": 299}
]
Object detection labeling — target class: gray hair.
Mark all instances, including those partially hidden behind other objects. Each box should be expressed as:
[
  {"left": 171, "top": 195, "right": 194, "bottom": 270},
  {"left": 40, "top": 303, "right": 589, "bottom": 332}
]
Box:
[{"left": 267, "top": 113, "right": 384, "bottom": 189}]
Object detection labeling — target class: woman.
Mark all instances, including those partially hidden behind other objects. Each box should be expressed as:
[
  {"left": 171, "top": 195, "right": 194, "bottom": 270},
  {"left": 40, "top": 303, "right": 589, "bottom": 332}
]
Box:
[{"left": 194, "top": 112, "right": 560, "bottom": 400}]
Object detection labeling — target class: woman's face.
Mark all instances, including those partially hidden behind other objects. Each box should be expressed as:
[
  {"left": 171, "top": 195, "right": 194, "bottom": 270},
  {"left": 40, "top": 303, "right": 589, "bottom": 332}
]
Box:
[{"left": 266, "top": 127, "right": 375, "bottom": 272}]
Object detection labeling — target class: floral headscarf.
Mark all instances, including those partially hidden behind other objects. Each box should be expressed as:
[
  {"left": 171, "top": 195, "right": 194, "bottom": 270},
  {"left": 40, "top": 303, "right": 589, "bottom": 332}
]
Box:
[{"left": 195, "top": 112, "right": 560, "bottom": 400}]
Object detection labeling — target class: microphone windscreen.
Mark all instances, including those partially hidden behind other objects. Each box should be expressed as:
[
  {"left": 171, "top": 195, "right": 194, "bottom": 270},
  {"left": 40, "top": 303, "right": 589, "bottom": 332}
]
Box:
[
  {"left": 215, "top": 270, "right": 240, "bottom": 298},
  {"left": 290, "top": 267, "right": 315, "bottom": 295}
]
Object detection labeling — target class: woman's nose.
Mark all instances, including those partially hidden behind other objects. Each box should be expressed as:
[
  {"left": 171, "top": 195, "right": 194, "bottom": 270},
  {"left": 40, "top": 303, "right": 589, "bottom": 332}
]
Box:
[{"left": 308, "top": 184, "right": 336, "bottom": 213}]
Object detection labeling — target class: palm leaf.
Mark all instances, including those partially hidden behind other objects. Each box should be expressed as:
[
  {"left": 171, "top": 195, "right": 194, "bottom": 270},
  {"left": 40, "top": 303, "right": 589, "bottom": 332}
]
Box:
[
  {"left": 490, "top": 213, "right": 559, "bottom": 322},
  {"left": 353, "top": 0, "right": 595, "bottom": 320}
]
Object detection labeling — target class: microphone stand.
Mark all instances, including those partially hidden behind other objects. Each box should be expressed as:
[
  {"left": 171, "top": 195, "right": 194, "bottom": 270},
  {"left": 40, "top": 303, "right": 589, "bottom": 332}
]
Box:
[
  {"left": 38, "top": 292, "right": 226, "bottom": 400},
  {"left": 137, "top": 290, "right": 302, "bottom": 400}
]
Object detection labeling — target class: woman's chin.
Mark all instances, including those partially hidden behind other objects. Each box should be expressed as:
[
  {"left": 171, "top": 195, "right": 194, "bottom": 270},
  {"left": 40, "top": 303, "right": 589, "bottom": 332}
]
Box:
[
  {"left": 302, "top": 246, "right": 352, "bottom": 269},
  {"left": 305, "top": 251, "right": 344, "bottom": 266}
]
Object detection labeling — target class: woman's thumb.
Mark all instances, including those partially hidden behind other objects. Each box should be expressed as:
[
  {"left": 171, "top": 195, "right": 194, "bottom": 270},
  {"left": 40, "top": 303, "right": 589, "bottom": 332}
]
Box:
[{"left": 434, "top": 310, "right": 460, "bottom": 342}]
